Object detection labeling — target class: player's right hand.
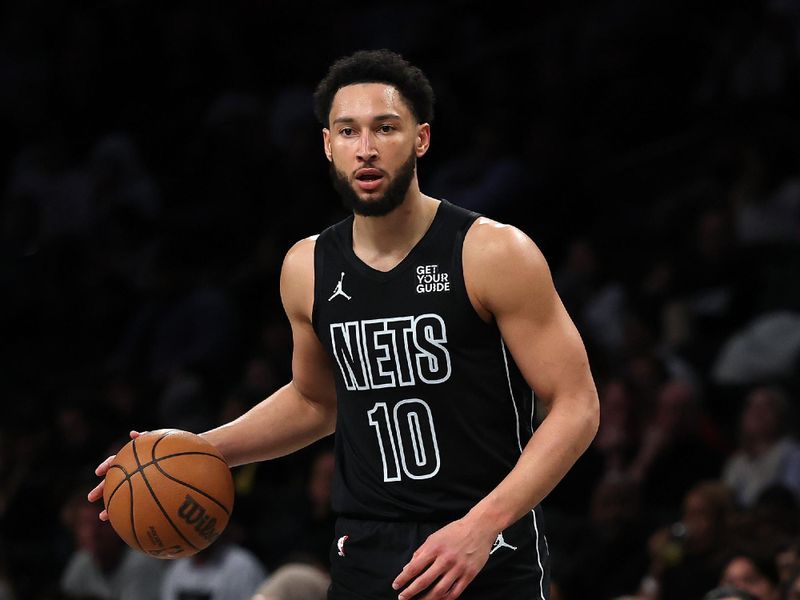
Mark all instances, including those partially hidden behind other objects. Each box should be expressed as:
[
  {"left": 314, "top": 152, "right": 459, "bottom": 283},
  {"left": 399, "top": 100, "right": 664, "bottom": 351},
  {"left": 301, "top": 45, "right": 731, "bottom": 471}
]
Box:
[{"left": 87, "top": 430, "right": 142, "bottom": 521}]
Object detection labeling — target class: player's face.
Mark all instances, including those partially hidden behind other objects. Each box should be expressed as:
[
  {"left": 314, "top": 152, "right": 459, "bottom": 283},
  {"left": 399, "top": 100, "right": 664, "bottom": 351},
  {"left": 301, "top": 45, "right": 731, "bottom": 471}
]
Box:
[{"left": 323, "top": 83, "right": 430, "bottom": 216}]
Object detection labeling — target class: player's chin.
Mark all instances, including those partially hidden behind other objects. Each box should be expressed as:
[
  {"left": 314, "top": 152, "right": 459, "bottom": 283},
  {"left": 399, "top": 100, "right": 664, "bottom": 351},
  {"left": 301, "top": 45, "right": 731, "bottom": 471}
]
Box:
[
  {"left": 352, "top": 185, "right": 381, "bottom": 199},
  {"left": 353, "top": 177, "right": 387, "bottom": 195},
  {"left": 351, "top": 189, "right": 386, "bottom": 207},
  {"left": 359, "top": 192, "right": 384, "bottom": 204}
]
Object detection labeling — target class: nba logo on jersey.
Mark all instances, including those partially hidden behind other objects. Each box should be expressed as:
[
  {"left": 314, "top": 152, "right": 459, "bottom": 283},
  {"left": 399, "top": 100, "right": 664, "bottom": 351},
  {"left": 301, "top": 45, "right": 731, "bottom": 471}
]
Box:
[{"left": 416, "top": 264, "right": 450, "bottom": 294}]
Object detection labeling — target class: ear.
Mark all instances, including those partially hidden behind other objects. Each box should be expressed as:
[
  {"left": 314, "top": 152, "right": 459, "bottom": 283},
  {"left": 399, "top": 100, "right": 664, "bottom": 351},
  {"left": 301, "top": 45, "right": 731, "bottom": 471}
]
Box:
[
  {"left": 322, "top": 128, "right": 332, "bottom": 162},
  {"left": 415, "top": 123, "right": 431, "bottom": 158}
]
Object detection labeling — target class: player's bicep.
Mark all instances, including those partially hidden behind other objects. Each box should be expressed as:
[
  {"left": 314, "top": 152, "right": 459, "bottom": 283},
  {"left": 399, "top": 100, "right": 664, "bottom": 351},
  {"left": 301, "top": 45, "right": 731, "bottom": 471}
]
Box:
[
  {"left": 467, "top": 224, "right": 594, "bottom": 406},
  {"left": 290, "top": 316, "right": 337, "bottom": 407},
  {"left": 280, "top": 238, "right": 337, "bottom": 410},
  {"left": 497, "top": 287, "right": 592, "bottom": 408}
]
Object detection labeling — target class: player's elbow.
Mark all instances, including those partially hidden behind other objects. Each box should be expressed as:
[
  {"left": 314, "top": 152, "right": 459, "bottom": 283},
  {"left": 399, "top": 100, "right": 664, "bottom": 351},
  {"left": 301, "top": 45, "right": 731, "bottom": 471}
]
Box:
[
  {"left": 292, "top": 380, "right": 338, "bottom": 431},
  {"left": 544, "top": 388, "right": 599, "bottom": 457},
  {"left": 581, "top": 388, "right": 600, "bottom": 448},
  {"left": 559, "top": 388, "right": 599, "bottom": 456}
]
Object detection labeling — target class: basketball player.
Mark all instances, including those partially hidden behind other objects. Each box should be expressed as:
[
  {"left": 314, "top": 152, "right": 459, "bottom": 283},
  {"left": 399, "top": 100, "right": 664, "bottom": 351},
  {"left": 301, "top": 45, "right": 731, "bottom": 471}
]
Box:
[{"left": 90, "top": 49, "right": 599, "bottom": 599}]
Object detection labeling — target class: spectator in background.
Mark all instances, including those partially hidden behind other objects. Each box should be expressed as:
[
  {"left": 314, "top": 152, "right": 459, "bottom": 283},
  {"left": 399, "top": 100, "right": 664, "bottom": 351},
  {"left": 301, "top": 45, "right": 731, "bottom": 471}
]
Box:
[
  {"left": 629, "top": 379, "right": 725, "bottom": 514},
  {"left": 87, "top": 134, "right": 161, "bottom": 295},
  {"left": 712, "top": 313, "right": 800, "bottom": 386},
  {"left": 745, "top": 484, "right": 800, "bottom": 548},
  {"left": 703, "top": 587, "right": 757, "bottom": 600},
  {"left": 553, "top": 476, "right": 650, "bottom": 600},
  {"left": 156, "top": 371, "right": 216, "bottom": 435},
  {"left": 776, "top": 538, "right": 800, "bottom": 591},
  {"left": 160, "top": 536, "right": 267, "bottom": 600},
  {"left": 786, "top": 567, "right": 800, "bottom": 600},
  {"left": 264, "top": 86, "right": 340, "bottom": 237},
  {"left": 252, "top": 562, "right": 329, "bottom": 600},
  {"left": 426, "top": 119, "right": 526, "bottom": 216},
  {"left": 593, "top": 377, "right": 642, "bottom": 479},
  {"left": 667, "top": 206, "right": 743, "bottom": 375},
  {"left": 553, "top": 238, "right": 600, "bottom": 323},
  {"left": 253, "top": 447, "right": 336, "bottom": 570},
  {"left": 295, "top": 448, "right": 337, "bottom": 568},
  {"left": 727, "top": 142, "right": 800, "bottom": 247},
  {"left": 3, "top": 141, "right": 93, "bottom": 245},
  {"left": 108, "top": 236, "right": 240, "bottom": 390},
  {"left": 547, "top": 375, "right": 643, "bottom": 516},
  {"left": 722, "top": 385, "right": 800, "bottom": 507},
  {"left": 718, "top": 549, "right": 781, "bottom": 600},
  {"left": 641, "top": 481, "right": 734, "bottom": 600},
  {"left": 88, "top": 134, "right": 161, "bottom": 228},
  {"left": 53, "top": 400, "right": 105, "bottom": 475},
  {"left": 60, "top": 488, "right": 166, "bottom": 600}
]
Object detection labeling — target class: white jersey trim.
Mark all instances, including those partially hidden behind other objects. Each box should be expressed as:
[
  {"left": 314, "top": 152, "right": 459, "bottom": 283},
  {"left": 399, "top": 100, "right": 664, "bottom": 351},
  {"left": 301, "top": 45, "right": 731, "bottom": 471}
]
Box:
[{"left": 500, "top": 339, "right": 546, "bottom": 600}]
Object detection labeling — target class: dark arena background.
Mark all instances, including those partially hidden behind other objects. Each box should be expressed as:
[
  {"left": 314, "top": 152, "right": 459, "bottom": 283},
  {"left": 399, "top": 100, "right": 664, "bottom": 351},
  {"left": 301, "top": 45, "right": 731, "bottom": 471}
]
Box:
[{"left": 2, "top": 1, "right": 800, "bottom": 599}]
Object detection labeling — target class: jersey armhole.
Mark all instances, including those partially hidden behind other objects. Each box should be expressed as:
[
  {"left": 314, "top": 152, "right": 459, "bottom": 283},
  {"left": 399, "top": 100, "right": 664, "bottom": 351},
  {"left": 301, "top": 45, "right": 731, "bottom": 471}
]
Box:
[
  {"left": 311, "top": 236, "right": 325, "bottom": 334},
  {"left": 454, "top": 213, "right": 493, "bottom": 327}
]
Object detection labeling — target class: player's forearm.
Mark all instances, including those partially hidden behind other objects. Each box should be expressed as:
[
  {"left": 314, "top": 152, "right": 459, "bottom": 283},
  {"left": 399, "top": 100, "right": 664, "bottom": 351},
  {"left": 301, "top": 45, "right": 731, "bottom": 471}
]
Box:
[
  {"left": 200, "top": 381, "right": 336, "bottom": 467},
  {"left": 466, "top": 392, "right": 599, "bottom": 532}
]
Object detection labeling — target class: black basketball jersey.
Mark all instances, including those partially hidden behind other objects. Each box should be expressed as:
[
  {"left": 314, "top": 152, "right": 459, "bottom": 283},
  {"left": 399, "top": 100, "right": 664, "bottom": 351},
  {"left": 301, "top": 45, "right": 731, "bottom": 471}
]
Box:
[{"left": 312, "top": 200, "right": 535, "bottom": 521}]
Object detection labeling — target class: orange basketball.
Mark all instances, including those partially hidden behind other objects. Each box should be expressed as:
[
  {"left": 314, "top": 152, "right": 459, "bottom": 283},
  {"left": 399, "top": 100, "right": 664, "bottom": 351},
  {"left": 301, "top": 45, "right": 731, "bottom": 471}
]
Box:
[{"left": 103, "top": 429, "right": 234, "bottom": 559}]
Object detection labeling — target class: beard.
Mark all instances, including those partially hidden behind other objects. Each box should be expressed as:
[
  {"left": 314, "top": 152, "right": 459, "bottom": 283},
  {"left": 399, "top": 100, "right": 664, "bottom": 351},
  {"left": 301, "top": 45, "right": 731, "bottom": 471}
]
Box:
[{"left": 330, "top": 151, "right": 417, "bottom": 217}]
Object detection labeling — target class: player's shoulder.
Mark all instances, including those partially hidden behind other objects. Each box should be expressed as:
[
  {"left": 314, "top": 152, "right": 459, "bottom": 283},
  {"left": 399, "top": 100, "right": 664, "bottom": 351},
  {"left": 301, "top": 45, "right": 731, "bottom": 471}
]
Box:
[
  {"left": 286, "top": 233, "right": 319, "bottom": 257},
  {"left": 280, "top": 235, "right": 319, "bottom": 318},
  {"left": 464, "top": 216, "right": 547, "bottom": 271},
  {"left": 463, "top": 217, "right": 555, "bottom": 314},
  {"left": 282, "top": 234, "right": 318, "bottom": 272}
]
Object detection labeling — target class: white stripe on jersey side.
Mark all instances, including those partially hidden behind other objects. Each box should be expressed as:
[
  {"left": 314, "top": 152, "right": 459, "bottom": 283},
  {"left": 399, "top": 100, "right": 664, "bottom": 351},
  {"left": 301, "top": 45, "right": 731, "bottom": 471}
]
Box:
[
  {"left": 529, "top": 387, "right": 549, "bottom": 564},
  {"left": 500, "top": 340, "right": 546, "bottom": 600},
  {"left": 501, "top": 340, "right": 523, "bottom": 451}
]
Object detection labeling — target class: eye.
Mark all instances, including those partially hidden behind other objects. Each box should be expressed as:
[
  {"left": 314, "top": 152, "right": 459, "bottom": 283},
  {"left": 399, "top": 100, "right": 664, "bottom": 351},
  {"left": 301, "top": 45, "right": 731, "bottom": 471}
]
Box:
[
  {"left": 339, "top": 127, "right": 356, "bottom": 136},
  {"left": 377, "top": 124, "right": 395, "bottom": 134}
]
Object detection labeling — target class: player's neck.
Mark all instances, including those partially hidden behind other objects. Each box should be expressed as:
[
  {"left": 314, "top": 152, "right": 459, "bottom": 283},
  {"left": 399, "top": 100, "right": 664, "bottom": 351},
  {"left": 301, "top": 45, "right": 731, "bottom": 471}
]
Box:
[{"left": 352, "top": 189, "right": 440, "bottom": 273}]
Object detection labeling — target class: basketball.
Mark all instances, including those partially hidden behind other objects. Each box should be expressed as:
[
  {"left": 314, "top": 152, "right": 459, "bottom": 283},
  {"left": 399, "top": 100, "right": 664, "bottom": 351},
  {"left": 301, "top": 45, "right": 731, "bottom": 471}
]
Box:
[{"left": 102, "top": 429, "right": 234, "bottom": 559}]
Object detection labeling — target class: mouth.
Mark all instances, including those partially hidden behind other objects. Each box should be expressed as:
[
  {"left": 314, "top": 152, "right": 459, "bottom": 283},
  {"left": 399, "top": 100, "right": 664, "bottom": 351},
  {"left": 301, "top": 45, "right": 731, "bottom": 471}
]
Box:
[{"left": 354, "top": 168, "right": 385, "bottom": 193}]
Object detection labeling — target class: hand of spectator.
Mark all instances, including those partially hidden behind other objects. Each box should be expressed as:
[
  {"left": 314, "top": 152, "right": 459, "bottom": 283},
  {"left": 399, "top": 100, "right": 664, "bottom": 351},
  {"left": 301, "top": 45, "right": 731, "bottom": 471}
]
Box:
[
  {"left": 646, "top": 525, "right": 672, "bottom": 571},
  {"left": 86, "top": 431, "right": 143, "bottom": 521},
  {"left": 392, "top": 517, "right": 495, "bottom": 599}
]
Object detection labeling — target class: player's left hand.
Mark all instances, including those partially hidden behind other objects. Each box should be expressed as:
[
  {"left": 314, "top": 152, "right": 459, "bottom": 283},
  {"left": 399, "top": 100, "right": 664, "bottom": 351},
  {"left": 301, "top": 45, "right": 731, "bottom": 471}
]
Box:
[{"left": 392, "top": 516, "right": 496, "bottom": 599}]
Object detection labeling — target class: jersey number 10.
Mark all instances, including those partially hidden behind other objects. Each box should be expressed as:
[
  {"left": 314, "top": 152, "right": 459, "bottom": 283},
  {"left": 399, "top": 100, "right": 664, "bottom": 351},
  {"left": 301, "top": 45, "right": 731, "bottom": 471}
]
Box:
[{"left": 367, "top": 399, "right": 441, "bottom": 481}]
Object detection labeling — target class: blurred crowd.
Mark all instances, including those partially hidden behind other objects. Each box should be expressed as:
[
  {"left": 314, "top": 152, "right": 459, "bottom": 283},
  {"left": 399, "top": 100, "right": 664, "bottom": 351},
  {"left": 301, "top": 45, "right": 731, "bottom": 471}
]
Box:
[{"left": 1, "top": 1, "right": 800, "bottom": 599}]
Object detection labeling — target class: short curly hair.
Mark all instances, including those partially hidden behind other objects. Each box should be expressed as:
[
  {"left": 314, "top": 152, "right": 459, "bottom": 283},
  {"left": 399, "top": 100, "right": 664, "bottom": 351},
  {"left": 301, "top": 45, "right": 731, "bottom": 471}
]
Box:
[{"left": 313, "top": 49, "right": 435, "bottom": 127}]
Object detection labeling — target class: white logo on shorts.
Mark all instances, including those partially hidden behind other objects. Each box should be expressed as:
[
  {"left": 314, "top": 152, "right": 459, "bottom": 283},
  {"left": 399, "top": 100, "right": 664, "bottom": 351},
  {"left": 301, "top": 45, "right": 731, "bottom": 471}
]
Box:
[
  {"left": 337, "top": 535, "right": 349, "bottom": 557},
  {"left": 490, "top": 531, "right": 517, "bottom": 555}
]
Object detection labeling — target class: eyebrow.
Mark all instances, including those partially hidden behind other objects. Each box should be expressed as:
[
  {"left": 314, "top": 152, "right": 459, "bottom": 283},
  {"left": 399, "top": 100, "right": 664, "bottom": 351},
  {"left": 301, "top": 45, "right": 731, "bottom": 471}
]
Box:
[{"left": 332, "top": 113, "right": 402, "bottom": 125}]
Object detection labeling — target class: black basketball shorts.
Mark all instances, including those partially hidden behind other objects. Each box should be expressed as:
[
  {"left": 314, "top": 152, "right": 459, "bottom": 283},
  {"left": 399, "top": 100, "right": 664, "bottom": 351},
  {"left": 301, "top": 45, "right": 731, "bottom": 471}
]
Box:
[{"left": 328, "top": 512, "right": 550, "bottom": 600}]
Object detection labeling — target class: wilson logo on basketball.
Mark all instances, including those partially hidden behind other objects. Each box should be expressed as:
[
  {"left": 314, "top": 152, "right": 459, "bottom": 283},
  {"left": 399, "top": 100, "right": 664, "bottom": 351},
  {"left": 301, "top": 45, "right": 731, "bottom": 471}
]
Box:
[{"left": 177, "top": 495, "right": 221, "bottom": 542}]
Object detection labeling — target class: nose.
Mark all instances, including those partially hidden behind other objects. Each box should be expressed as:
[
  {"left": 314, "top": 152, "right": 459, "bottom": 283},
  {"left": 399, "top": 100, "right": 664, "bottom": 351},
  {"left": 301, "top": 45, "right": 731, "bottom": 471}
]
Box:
[{"left": 356, "top": 131, "right": 378, "bottom": 162}]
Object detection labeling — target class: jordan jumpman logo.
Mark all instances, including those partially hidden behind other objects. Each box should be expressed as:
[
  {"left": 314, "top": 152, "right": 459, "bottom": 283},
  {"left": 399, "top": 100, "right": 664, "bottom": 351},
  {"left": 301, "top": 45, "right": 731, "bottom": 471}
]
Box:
[
  {"left": 490, "top": 531, "right": 517, "bottom": 555},
  {"left": 328, "top": 272, "right": 352, "bottom": 301}
]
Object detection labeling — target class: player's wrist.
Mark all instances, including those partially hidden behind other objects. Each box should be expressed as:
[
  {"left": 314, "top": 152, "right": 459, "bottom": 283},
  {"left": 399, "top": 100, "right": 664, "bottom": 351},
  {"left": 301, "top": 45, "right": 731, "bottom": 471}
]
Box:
[{"left": 464, "top": 497, "right": 515, "bottom": 536}]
